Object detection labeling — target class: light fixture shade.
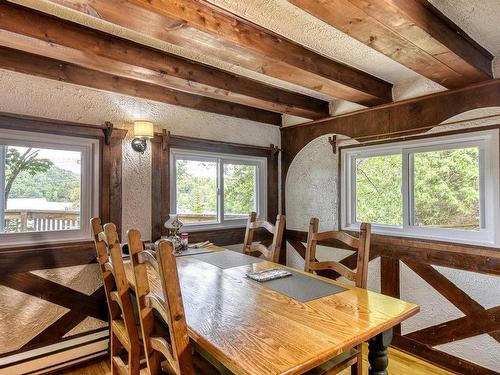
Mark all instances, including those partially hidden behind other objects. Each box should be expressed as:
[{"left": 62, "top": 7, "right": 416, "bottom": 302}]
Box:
[{"left": 133, "top": 120, "right": 154, "bottom": 138}]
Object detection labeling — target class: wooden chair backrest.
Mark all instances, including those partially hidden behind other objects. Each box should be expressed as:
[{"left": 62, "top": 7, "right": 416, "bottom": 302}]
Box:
[
  {"left": 305, "top": 218, "right": 371, "bottom": 289},
  {"left": 243, "top": 212, "right": 286, "bottom": 263},
  {"left": 128, "top": 229, "right": 194, "bottom": 375},
  {"left": 90, "top": 218, "right": 139, "bottom": 348}
]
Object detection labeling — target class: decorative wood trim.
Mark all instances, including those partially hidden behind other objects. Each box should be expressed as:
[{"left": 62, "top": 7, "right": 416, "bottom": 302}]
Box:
[
  {"left": 151, "top": 133, "right": 280, "bottom": 243},
  {"left": 24, "top": 287, "right": 106, "bottom": 349},
  {"left": 285, "top": 228, "right": 500, "bottom": 374},
  {"left": 0, "top": 273, "right": 106, "bottom": 321},
  {"left": 392, "top": 335, "right": 499, "bottom": 375}
]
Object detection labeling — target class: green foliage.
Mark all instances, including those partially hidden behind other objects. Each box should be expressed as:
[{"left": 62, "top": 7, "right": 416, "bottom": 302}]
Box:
[
  {"left": 356, "top": 154, "right": 403, "bottom": 225},
  {"left": 5, "top": 147, "right": 53, "bottom": 201},
  {"left": 9, "top": 166, "right": 81, "bottom": 209},
  {"left": 224, "top": 164, "right": 256, "bottom": 216},
  {"left": 176, "top": 160, "right": 217, "bottom": 215},
  {"left": 175, "top": 160, "right": 256, "bottom": 219},
  {"left": 355, "top": 147, "right": 480, "bottom": 229},
  {"left": 413, "top": 148, "right": 479, "bottom": 228}
]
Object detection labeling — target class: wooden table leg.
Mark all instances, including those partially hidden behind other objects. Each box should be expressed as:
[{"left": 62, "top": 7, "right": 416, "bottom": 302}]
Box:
[{"left": 368, "top": 328, "right": 393, "bottom": 375}]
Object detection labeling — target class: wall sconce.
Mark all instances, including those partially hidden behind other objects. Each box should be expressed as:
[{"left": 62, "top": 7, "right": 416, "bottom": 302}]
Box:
[{"left": 131, "top": 120, "right": 154, "bottom": 153}]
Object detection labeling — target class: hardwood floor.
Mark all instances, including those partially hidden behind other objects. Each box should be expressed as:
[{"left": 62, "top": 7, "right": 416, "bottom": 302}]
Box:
[{"left": 60, "top": 345, "right": 455, "bottom": 375}]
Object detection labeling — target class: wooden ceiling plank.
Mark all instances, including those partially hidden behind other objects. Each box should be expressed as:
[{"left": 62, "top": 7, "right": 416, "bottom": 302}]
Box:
[
  {"left": 288, "top": 0, "right": 493, "bottom": 89},
  {"left": 0, "top": 2, "right": 327, "bottom": 120},
  {"left": 46, "top": 0, "right": 393, "bottom": 106},
  {"left": 0, "top": 46, "right": 282, "bottom": 125}
]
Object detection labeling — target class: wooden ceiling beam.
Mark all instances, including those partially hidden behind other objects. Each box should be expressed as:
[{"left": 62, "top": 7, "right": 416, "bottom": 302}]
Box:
[
  {"left": 288, "top": 0, "right": 493, "bottom": 89},
  {"left": 0, "top": 3, "right": 327, "bottom": 120},
  {"left": 0, "top": 46, "right": 282, "bottom": 125},
  {"left": 46, "top": 0, "right": 393, "bottom": 106}
]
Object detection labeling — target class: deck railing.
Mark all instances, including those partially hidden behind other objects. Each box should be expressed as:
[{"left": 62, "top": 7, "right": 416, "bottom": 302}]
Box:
[{"left": 3, "top": 209, "right": 80, "bottom": 233}]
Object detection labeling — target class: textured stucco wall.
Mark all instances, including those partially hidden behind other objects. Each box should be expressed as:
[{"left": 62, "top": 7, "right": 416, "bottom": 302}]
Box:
[
  {"left": 0, "top": 69, "right": 280, "bottom": 240},
  {"left": 284, "top": 107, "right": 500, "bottom": 371}
]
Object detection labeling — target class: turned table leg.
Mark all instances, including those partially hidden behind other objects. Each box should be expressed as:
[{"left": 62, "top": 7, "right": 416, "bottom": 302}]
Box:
[{"left": 368, "top": 329, "right": 393, "bottom": 375}]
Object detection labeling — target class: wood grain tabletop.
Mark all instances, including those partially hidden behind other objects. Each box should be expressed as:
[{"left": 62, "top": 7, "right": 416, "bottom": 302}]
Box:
[{"left": 123, "top": 249, "right": 419, "bottom": 375}]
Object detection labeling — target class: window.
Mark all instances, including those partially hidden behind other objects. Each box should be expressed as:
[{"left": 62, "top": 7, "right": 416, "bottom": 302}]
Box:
[
  {"left": 171, "top": 149, "right": 266, "bottom": 229},
  {"left": 341, "top": 129, "right": 499, "bottom": 245},
  {"left": 0, "top": 129, "right": 99, "bottom": 246}
]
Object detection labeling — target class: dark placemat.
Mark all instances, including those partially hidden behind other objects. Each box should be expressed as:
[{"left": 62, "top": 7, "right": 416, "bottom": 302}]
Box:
[
  {"left": 255, "top": 270, "right": 347, "bottom": 302},
  {"left": 192, "top": 250, "right": 263, "bottom": 269},
  {"left": 175, "top": 247, "right": 214, "bottom": 257}
]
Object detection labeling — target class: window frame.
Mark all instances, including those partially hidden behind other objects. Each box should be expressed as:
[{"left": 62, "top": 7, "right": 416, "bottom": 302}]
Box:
[
  {"left": 170, "top": 148, "right": 267, "bottom": 231},
  {"left": 0, "top": 128, "right": 99, "bottom": 247},
  {"left": 340, "top": 129, "right": 499, "bottom": 246}
]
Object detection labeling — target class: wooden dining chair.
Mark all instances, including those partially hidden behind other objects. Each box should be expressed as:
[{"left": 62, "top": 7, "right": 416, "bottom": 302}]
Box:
[
  {"left": 128, "top": 229, "right": 220, "bottom": 375},
  {"left": 243, "top": 212, "right": 285, "bottom": 263},
  {"left": 91, "top": 218, "right": 141, "bottom": 375},
  {"left": 305, "top": 218, "right": 372, "bottom": 375}
]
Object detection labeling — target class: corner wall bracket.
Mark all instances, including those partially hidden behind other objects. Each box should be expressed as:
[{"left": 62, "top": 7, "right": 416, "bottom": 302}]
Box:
[
  {"left": 103, "top": 121, "right": 113, "bottom": 145},
  {"left": 328, "top": 135, "right": 337, "bottom": 154}
]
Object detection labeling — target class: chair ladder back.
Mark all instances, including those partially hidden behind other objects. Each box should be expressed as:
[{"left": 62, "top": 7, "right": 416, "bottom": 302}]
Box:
[
  {"left": 91, "top": 218, "right": 141, "bottom": 375},
  {"left": 243, "top": 212, "right": 257, "bottom": 253},
  {"left": 243, "top": 212, "right": 286, "bottom": 263},
  {"left": 305, "top": 218, "right": 372, "bottom": 289},
  {"left": 157, "top": 240, "right": 195, "bottom": 375},
  {"left": 128, "top": 230, "right": 195, "bottom": 375},
  {"left": 103, "top": 224, "right": 140, "bottom": 349},
  {"left": 128, "top": 229, "right": 163, "bottom": 375},
  {"left": 90, "top": 218, "right": 120, "bottom": 320},
  {"left": 355, "top": 223, "right": 371, "bottom": 289}
]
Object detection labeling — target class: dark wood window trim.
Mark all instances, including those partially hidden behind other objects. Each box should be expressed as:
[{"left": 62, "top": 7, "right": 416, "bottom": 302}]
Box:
[
  {"left": 0, "top": 111, "right": 127, "bottom": 249},
  {"left": 151, "top": 130, "right": 279, "bottom": 245},
  {"left": 0, "top": 112, "right": 126, "bottom": 361}
]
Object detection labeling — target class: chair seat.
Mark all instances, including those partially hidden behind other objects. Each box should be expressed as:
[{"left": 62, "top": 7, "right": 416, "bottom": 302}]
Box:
[{"left": 306, "top": 348, "right": 360, "bottom": 375}]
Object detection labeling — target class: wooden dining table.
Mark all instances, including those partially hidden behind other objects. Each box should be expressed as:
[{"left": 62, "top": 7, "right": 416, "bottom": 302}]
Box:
[{"left": 123, "top": 247, "right": 419, "bottom": 375}]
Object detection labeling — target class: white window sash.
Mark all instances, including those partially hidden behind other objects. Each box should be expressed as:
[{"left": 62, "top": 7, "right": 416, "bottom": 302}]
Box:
[
  {"left": 170, "top": 148, "right": 267, "bottom": 231},
  {"left": 341, "top": 129, "right": 499, "bottom": 246},
  {"left": 0, "top": 129, "right": 99, "bottom": 247}
]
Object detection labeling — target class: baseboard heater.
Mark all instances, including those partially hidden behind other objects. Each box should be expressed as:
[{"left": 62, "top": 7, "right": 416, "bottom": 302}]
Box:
[{"left": 0, "top": 331, "right": 108, "bottom": 375}]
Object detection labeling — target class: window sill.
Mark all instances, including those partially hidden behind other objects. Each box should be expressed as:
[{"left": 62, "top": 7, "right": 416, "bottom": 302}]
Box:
[
  {"left": 181, "top": 222, "right": 247, "bottom": 233},
  {"left": 342, "top": 223, "right": 498, "bottom": 248},
  {"left": 0, "top": 233, "right": 92, "bottom": 249}
]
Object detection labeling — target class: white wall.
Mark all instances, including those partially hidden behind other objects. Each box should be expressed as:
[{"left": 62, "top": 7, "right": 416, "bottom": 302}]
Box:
[
  {"left": 284, "top": 107, "right": 500, "bottom": 371},
  {"left": 0, "top": 69, "right": 281, "bottom": 241}
]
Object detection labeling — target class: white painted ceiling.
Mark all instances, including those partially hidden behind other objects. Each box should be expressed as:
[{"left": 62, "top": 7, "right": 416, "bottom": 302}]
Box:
[{"left": 8, "top": 0, "right": 500, "bottom": 118}]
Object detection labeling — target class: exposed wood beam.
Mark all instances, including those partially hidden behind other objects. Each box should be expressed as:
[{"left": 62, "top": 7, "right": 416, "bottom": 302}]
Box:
[
  {"left": 46, "top": 0, "right": 393, "bottom": 106},
  {"left": 281, "top": 79, "right": 500, "bottom": 176},
  {"left": 0, "top": 3, "right": 327, "bottom": 120},
  {"left": 0, "top": 46, "right": 282, "bottom": 125},
  {"left": 288, "top": 0, "right": 493, "bottom": 88}
]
